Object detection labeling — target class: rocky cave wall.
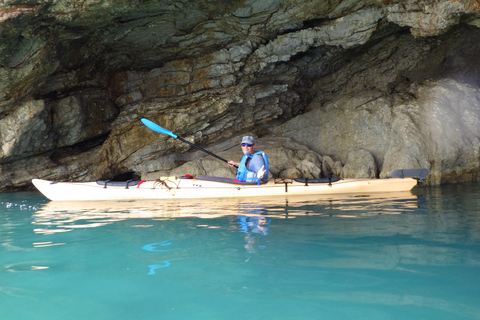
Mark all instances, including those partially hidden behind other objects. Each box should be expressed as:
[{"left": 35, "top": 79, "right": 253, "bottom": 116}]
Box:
[{"left": 1, "top": 0, "right": 480, "bottom": 191}]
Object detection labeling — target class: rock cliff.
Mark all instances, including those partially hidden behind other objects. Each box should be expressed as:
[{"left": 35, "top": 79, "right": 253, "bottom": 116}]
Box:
[{"left": 1, "top": 0, "right": 480, "bottom": 191}]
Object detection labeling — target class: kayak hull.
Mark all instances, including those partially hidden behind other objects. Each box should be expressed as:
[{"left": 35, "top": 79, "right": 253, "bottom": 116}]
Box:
[{"left": 32, "top": 176, "right": 420, "bottom": 201}]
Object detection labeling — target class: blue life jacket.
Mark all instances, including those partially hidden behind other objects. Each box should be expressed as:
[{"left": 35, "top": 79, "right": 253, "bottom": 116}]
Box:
[{"left": 235, "top": 151, "right": 269, "bottom": 184}]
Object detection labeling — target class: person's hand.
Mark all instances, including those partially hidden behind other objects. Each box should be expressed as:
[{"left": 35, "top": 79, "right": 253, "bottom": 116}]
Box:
[
  {"left": 228, "top": 160, "right": 239, "bottom": 167},
  {"left": 256, "top": 165, "right": 266, "bottom": 179}
]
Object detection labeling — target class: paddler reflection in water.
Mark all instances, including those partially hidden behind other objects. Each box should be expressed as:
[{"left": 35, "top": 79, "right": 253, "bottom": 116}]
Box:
[
  {"left": 228, "top": 136, "right": 269, "bottom": 184},
  {"left": 238, "top": 212, "right": 271, "bottom": 254}
]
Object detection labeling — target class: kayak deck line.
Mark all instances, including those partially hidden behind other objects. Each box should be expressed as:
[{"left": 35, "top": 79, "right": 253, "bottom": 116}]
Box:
[{"left": 31, "top": 168, "right": 428, "bottom": 202}]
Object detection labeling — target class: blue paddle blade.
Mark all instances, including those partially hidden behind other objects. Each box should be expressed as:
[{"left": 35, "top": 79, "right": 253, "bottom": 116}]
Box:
[{"left": 141, "top": 118, "right": 178, "bottom": 139}]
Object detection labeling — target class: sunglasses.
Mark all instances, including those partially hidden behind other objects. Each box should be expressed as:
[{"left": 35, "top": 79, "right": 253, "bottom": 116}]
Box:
[{"left": 241, "top": 143, "right": 253, "bottom": 147}]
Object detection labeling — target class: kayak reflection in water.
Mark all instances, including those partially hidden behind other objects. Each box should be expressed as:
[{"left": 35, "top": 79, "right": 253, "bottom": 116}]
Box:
[{"left": 228, "top": 136, "right": 269, "bottom": 184}]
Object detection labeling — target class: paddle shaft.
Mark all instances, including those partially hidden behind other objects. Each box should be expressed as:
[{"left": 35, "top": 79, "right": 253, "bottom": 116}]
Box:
[
  {"left": 176, "top": 136, "right": 230, "bottom": 165},
  {"left": 141, "top": 118, "right": 237, "bottom": 167}
]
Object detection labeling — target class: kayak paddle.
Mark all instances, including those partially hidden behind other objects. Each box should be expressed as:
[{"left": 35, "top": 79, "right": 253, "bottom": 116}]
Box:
[{"left": 141, "top": 118, "right": 236, "bottom": 166}]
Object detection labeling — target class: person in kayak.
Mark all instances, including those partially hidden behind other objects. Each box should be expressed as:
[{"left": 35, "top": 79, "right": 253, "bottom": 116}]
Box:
[{"left": 228, "top": 136, "right": 269, "bottom": 183}]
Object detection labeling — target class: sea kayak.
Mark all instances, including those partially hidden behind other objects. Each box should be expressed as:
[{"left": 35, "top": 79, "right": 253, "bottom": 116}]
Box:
[{"left": 32, "top": 169, "right": 428, "bottom": 201}]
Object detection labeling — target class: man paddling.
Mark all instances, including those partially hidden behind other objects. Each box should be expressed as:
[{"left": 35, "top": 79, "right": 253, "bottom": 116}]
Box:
[
  {"left": 228, "top": 136, "right": 269, "bottom": 183},
  {"left": 140, "top": 119, "right": 269, "bottom": 182}
]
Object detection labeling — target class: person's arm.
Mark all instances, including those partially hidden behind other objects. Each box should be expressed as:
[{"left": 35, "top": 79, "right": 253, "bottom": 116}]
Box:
[{"left": 248, "top": 155, "right": 266, "bottom": 178}]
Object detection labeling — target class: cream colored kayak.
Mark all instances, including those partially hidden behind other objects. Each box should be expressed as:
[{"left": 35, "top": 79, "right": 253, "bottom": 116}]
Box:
[{"left": 31, "top": 169, "right": 427, "bottom": 201}]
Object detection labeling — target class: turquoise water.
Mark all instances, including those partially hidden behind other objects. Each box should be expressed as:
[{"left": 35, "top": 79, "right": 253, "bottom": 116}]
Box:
[{"left": 1, "top": 184, "right": 480, "bottom": 320}]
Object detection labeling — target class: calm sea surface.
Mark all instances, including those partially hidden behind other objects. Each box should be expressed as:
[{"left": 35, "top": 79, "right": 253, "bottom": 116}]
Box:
[{"left": 1, "top": 183, "right": 480, "bottom": 320}]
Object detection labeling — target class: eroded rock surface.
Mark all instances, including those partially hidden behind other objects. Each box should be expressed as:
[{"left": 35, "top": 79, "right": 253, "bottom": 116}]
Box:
[{"left": 1, "top": 0, "right": 480, "bottom": 190}]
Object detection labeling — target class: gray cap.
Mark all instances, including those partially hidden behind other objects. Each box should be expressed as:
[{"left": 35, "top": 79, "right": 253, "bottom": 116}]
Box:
[{"left": 241, "top": 136, "right": 255, "bottom": 145}]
